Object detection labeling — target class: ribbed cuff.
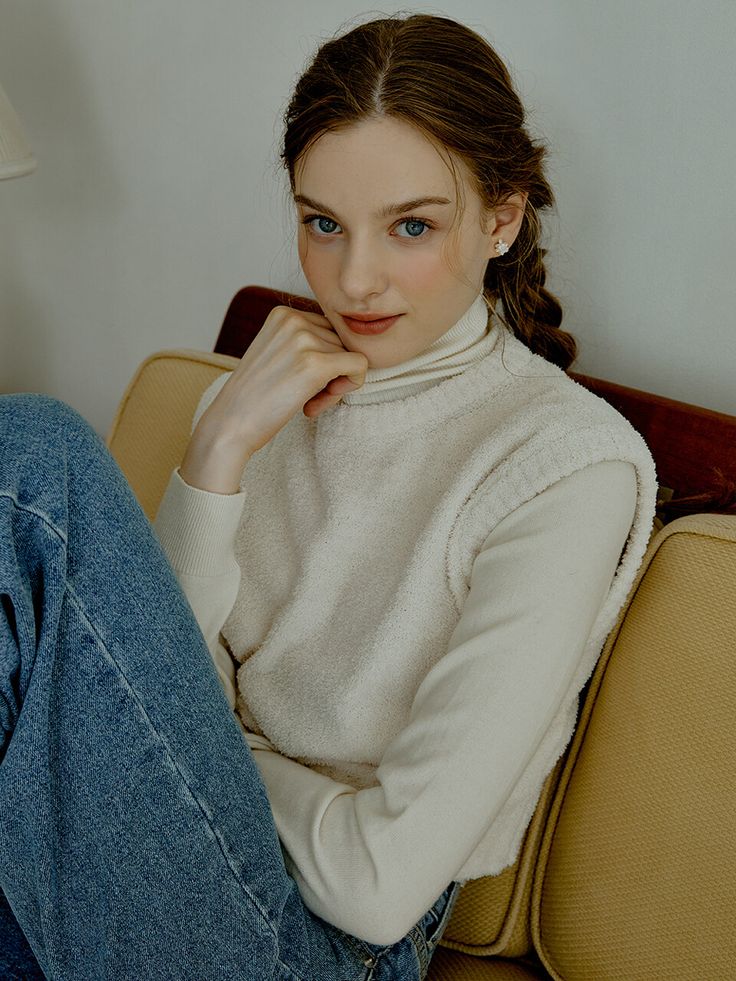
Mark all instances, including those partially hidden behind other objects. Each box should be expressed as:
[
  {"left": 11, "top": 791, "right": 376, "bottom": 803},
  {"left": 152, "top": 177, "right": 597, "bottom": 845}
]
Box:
[{"left": 153, "top": 467, "right": 246, "bottom": 576}]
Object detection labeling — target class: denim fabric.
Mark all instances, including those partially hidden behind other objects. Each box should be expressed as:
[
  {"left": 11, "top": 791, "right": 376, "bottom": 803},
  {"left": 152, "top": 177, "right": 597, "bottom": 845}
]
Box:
[{"left": 0, "top": 394, "right": 457, "bottom": 981}]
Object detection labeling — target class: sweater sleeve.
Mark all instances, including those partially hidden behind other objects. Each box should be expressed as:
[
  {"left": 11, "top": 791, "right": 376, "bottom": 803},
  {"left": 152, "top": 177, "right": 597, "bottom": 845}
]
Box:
[
  {"left": 152, "top": 466, "right": 246, "bottom": 712},
  {"left": 245, "top": 458, "right": 638, "bottom": 945}
]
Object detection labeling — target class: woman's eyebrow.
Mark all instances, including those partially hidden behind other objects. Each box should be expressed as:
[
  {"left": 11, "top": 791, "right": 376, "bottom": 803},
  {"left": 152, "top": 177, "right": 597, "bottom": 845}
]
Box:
[{"left": 293, "top": 194, "right": 451, "bottom": 219}]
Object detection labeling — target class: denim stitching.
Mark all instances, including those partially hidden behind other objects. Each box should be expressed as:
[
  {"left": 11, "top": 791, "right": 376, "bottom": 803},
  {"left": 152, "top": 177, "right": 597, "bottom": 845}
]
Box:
[
  {"left": 335, "top": 929, "right": 395, "bottom": 978},
  {"left": 275, "top": 954, "right": 309, "bottom": 981},
  {"left": 64, "top": 581, "right": 281, "bottom": 947},
  {"left": 0, "top": 492, "right": 68, "bottom": 546},
  {"left": 409, "top": 925, "right": 429, "bottom": 978}
]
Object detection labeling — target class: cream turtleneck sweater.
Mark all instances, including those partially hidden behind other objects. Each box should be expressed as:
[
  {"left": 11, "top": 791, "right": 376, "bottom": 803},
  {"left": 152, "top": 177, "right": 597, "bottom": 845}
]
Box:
[{"left": 153, "top": 291, "right": 654, "bottom": 945}]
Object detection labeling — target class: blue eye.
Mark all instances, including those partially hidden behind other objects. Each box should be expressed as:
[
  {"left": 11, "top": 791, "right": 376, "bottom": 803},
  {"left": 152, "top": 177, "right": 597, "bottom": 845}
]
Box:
[
  {"left": 396, "top": 219, "right": 430, "bottom": 238},
  {"left": 303, "top": 216, "right": 341, "bottom": 235},
  {"left": 301, "top": 214, "right": 433, "bottom": 239}
]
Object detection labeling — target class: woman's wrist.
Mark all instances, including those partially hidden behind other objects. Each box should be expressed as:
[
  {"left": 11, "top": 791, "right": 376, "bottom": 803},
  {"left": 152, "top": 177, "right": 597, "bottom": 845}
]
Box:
[{"left": 179, "top": 422, "right": 252, "bottom": 495}]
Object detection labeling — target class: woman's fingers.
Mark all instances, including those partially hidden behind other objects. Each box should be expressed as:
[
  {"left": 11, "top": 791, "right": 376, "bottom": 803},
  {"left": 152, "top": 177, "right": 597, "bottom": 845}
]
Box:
[
  {"left": 277, "top": 308, "right": 346, "bottom": 348},
  {"left": 187, "top": 306, "right": 368, "bottom": 460},
  {"left": 303, "top": 390, "right": 344, "bottom": 417}
]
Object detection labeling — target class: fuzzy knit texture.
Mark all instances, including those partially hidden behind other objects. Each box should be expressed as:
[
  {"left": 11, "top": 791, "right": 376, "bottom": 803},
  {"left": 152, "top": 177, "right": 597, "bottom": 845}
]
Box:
[{"left": 153, "top": 291, "right": 658, "bottom": 945}]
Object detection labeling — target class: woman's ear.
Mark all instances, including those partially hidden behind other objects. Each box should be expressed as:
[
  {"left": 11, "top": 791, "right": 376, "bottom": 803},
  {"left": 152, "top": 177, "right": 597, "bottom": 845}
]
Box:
[{"left": 482, "top": 191, "right": 528, "bottom": 257}]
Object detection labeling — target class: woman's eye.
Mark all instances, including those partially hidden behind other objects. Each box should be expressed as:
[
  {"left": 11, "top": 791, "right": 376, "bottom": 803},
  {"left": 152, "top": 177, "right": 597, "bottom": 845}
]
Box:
[
  {"left": 302, "top": 214, "right": 432, "bottom": 238},
  {"left": 304, "top": 216, "right": 341, "bottom": 235},
  {"left": 396, "top": 218, "right": 430, "bottom": 238}
]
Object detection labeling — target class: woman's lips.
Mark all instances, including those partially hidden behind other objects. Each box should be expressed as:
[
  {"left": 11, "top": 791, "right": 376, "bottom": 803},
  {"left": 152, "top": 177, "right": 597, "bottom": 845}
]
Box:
[{"left": 341, "top": 313, "right": 403, "bottom": 335}]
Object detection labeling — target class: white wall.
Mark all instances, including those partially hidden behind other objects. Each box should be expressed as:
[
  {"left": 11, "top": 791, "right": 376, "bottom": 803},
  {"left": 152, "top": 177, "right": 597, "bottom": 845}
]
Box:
[{"left": 2, "top": 0, "right": 735, "bottom": 436}]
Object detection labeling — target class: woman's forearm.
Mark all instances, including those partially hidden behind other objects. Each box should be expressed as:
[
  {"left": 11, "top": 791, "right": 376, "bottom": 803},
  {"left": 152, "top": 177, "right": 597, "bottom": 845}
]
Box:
[{"left": 179, "top": 415, "right": 253, "bottom": 495}]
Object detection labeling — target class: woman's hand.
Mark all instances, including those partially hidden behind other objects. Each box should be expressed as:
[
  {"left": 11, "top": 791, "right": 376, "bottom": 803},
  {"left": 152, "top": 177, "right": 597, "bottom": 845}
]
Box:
[{"left": 179, "top": 306, "right": 368, "bottom": 493}]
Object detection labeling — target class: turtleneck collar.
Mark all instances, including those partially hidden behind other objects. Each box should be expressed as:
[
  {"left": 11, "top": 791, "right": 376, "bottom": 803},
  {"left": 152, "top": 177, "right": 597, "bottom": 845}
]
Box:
[{"left": 340, "top": 291, "right": 499, "bottom": 406}]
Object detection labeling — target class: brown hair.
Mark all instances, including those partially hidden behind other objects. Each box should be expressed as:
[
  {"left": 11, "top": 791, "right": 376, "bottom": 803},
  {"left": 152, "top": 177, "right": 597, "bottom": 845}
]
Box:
[{"left": 280, "top": 12, "right": 577, "bottom": 370}]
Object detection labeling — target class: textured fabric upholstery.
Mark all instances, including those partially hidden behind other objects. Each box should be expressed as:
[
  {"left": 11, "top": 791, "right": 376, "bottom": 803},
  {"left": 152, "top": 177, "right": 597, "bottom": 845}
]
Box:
[
  {"left": 530, "top": 512, "right": 736, "bottom": 980},
  {"left": 428, "top": 946, "right": 548, "bottom": 979},
  {"left": 106, "top": 350, "right": 238, "bottom": 520}
]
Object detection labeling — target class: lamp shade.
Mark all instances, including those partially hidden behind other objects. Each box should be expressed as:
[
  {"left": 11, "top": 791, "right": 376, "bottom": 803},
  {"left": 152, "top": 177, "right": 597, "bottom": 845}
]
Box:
[{"left": 0, "top": 82, "right": 37, "bottom": 179}]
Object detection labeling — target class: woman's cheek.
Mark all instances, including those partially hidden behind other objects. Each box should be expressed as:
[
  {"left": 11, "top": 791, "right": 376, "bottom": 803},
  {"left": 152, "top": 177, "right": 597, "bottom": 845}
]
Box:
[
  {"left": 298, "top": 242, "right": 334, "bottom": 293},
  {"left": 397, "top": 249, "right": 448, "bottom": 292}
]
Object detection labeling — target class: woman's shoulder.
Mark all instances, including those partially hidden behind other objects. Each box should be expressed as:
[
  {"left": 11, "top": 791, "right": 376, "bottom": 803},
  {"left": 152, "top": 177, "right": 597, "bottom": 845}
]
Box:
[{"left": 484, "top": 328, "right": 646, "bottom": 449}]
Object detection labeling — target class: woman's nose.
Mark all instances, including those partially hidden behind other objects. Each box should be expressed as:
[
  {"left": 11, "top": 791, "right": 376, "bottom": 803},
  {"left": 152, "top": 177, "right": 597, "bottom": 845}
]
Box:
[{"left": 338, "top": 239, "right": 388, "bottom": 301}]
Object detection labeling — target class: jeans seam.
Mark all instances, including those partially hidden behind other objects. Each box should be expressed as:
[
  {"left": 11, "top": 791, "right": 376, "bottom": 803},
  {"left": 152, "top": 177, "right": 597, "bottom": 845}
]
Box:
[
  {"left": 408, "top": 925, "right": 429, "bottom": 978},
  {"left": 64, "top": 581, "right": 281, "bottom": 948},
  {"left": 0, "top": 491, "right": 68, "bottom": 547},
  {"left": 275, "top": 955, "right": 309, "bottom": 981}
]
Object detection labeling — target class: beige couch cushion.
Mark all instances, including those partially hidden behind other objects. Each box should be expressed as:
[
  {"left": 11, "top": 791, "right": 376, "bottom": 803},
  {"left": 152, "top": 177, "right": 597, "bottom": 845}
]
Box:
[
  {"left": 429, "top": 946, "right": 548, "bottom": 979},
  {"left": 531, "top": 513, "right": 736, "bottom": 980},
  {"left": 106, "top": 349, "right": 238, "bottom": 521}
]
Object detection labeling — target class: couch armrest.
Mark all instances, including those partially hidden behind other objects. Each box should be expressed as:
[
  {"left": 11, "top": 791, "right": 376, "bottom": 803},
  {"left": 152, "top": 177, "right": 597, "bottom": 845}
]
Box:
[{"left": 106, "top": 349, "right": 239, "bottom": 521}]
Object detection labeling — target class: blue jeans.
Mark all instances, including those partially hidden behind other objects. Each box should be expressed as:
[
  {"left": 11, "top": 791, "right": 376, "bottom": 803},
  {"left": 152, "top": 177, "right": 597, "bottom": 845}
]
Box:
[{"left": 0, "top": 394, "right": 461, "bottom": 980}]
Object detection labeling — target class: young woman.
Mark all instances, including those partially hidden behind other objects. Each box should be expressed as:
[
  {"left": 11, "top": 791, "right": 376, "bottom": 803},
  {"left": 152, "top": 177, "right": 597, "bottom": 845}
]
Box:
[{"left": 0, "top": 13, "right": 658, "bottom": 981}]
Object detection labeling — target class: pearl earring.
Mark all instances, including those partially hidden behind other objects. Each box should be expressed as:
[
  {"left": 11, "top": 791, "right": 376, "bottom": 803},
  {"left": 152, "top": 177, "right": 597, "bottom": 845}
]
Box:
[{"left": 494, "top": 239, "right": 510, "bottom": 256}]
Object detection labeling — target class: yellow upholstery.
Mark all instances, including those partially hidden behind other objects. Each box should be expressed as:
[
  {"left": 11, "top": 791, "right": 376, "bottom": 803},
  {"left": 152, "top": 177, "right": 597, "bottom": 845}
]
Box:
[
  {"left": 106, "top": 349, "right": 239, "bottom": 520},
  {"left": 530, "top": 513, "right": 736, "bottom": 980},
  {"left": 108, "top": 350, "right": 736, "bottom": 981},
  {"left": 428, "top": 947, "right": 548, "bottom": 979}
]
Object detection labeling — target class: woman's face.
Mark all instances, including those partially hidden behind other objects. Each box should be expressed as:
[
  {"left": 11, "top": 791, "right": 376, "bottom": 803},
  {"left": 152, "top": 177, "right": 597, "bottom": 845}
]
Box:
[{"left": 293, "top": 116, "right": 518, "bottom": 368}]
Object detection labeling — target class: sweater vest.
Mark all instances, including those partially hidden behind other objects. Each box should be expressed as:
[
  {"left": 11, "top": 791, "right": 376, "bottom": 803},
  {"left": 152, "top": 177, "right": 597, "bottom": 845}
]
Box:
[{"left": 220, "top": 321, "right": 658, "bottom": 878}]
